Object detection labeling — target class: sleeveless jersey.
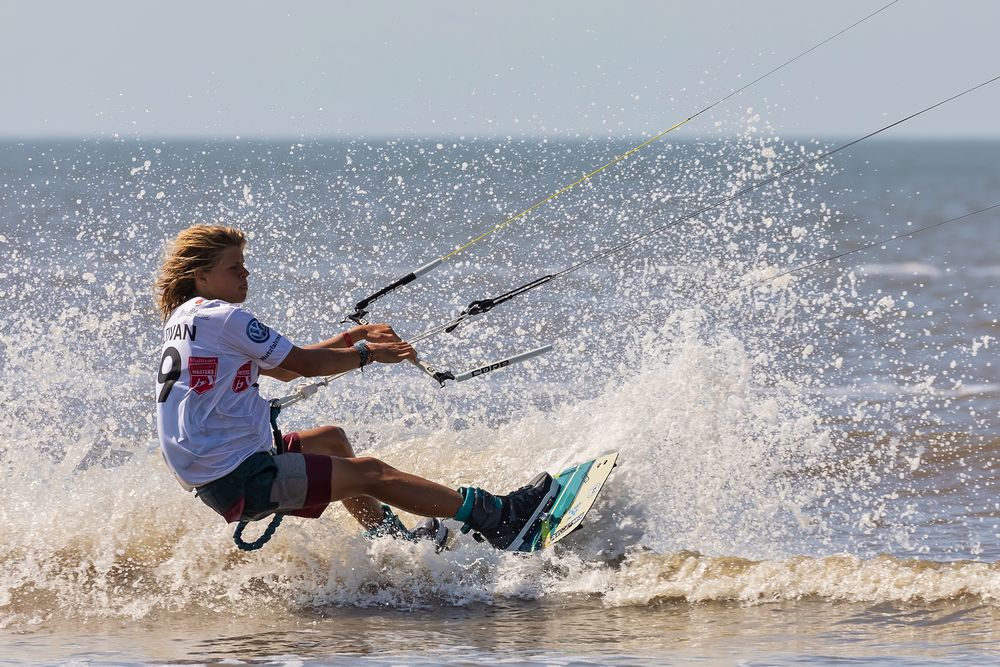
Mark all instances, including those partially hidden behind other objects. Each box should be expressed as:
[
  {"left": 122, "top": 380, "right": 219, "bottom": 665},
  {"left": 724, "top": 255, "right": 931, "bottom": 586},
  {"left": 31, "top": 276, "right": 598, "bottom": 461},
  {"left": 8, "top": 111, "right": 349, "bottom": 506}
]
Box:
[{"left": 155, "top": 297, "right": 293, "bottom": 487}]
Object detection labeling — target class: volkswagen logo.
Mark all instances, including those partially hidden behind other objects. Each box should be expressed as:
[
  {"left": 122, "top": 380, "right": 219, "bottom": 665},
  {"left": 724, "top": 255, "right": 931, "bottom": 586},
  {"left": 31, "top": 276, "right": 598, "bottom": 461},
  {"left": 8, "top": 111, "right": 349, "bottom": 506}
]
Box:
[{"left": 246, "top": 318, "right": 271, "bottom": 343}]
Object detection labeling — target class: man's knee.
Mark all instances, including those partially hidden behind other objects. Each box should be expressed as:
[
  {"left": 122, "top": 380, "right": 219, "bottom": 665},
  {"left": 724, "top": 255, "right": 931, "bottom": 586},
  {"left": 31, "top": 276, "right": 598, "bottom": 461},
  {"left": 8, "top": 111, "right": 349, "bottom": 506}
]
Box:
[
  {"left": 322, "top": 425, "right": 351, "bottom": 453},
  {"left": 308, "top": 425, "right": 354, "bottom": 457}
]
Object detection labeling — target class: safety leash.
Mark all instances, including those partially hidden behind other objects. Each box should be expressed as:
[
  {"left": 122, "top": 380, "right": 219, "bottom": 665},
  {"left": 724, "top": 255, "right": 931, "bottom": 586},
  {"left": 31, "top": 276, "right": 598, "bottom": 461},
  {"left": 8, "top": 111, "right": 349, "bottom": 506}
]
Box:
[{"left": 231, "top": 401, "right": 288, "bottom": 551}]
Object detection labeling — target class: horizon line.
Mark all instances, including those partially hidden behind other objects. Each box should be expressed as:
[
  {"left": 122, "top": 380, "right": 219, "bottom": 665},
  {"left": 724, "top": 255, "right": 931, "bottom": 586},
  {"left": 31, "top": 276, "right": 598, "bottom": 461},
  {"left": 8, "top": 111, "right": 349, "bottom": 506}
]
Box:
[{"left": 1, "top": 133, "right": 998, "bottom": 143}]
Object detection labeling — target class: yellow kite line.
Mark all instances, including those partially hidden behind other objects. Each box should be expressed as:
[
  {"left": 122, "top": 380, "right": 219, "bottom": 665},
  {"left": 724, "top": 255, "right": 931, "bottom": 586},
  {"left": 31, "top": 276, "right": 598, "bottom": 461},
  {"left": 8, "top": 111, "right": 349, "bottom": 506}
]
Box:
[
  {"left": 442, "top": 120, "right": 689, "bottom": 259},
  {"left": 442, "top": 0, "right": 899, "bottom": 261}
]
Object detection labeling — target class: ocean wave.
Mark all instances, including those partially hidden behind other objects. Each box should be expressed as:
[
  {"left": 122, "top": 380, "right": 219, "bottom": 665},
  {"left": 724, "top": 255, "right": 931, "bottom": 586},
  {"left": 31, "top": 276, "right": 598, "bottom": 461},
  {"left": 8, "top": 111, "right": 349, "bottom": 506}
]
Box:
[
  {"left": 859, "top": 262, "right": 943, "bottom": 278},
  {"left": 5, "top": 530, "right": 999, "bottom": 630},
  {"left": 596, "top": 549, "right": 1000, "bottom": 606},
  {"left": 857, "top": 263, "right": 1000, "bottom": 279},
  {"left": 814, "top": 382, "right": 1000, "bottom": 399}
]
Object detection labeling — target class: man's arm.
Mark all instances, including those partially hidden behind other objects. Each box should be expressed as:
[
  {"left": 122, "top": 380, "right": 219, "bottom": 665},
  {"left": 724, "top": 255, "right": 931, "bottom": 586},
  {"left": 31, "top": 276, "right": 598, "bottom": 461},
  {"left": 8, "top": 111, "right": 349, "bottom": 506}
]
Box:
[
  {"left": 260, "top": 324, "right": 404, "bottom": 381},
  {"left": 275, "top": 338, "right": 416, "bottom": 378}
]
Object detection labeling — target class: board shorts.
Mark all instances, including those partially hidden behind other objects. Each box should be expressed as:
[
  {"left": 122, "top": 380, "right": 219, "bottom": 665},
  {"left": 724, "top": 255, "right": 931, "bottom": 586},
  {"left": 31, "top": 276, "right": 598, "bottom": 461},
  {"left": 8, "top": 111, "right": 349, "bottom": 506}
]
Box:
[{"left": 195, "top": 432, "right": 332, "bottom": 523}]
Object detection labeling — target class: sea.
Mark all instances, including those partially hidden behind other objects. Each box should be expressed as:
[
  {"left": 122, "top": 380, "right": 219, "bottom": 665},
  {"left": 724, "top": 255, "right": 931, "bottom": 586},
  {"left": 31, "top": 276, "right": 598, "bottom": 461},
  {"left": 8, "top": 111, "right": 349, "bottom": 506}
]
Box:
[{"left": 0, "top": 124, "right": 998, "bottom": 665}]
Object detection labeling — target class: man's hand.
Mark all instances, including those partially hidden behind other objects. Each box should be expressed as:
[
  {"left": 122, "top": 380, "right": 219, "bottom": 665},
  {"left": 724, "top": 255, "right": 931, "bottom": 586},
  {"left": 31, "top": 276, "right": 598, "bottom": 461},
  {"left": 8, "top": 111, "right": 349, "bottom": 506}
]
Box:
[
  {"left": 359, "top": 323, "right": 402, "bottom": 344},
  {"left": 368, "top": 340, "right": 416, "bottom": 364}
]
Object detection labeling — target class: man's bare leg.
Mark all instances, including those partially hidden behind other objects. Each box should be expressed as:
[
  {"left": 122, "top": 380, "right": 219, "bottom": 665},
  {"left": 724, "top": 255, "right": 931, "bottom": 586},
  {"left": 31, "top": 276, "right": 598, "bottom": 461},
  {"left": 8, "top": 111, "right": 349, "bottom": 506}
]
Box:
[
  {"left": 296, "top": 425, "right": 386, "bottom": 530},
  {"left": 326, "top": 455, "right": 463, "bottom": 519}
]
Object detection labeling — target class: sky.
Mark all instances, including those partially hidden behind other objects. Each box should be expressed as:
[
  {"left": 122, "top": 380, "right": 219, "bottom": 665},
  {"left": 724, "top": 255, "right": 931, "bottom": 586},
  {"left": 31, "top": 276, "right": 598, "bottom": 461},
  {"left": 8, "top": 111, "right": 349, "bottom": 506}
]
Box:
[{"left": 0, "top": 0, "right": 997, "bottom": 140}]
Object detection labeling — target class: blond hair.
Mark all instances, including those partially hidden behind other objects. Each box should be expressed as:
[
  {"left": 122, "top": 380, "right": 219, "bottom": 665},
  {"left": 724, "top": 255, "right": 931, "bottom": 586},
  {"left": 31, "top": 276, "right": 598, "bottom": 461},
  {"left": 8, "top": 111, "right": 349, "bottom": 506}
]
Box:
[{"left": 155, "top": 225, "right": 246, "bottom": 320}]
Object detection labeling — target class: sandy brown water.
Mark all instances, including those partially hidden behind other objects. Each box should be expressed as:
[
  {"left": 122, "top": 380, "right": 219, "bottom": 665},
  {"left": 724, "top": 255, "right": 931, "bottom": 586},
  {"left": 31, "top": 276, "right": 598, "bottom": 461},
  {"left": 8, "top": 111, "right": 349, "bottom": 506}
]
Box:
[{"left": 6, "top": 597, "right": 1000, "bottom": 665}]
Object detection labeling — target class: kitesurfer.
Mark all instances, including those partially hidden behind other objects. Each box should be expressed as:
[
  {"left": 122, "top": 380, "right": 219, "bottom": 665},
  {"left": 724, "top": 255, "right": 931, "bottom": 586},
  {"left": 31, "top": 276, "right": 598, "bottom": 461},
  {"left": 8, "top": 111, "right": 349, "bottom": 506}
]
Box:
[{"left": 154, "top": 224, "right": 555, "bottom": 550}]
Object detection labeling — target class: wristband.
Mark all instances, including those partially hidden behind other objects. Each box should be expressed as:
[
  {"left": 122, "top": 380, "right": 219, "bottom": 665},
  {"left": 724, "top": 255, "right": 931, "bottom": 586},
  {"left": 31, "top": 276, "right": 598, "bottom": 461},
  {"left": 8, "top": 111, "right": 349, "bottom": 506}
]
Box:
[
  {"left": 353, "top": 340, "right": 371, "bottom": 369},
  {"left": 342, "top": 330, "right": 354, "bottom": 347}
]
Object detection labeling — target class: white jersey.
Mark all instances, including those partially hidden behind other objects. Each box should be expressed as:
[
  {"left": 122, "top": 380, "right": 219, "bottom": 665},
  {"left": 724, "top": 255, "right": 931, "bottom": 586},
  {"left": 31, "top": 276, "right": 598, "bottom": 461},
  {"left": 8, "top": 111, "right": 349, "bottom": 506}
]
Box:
[{"left": 156, "top": 297, "right": 293, "bottom": 487}]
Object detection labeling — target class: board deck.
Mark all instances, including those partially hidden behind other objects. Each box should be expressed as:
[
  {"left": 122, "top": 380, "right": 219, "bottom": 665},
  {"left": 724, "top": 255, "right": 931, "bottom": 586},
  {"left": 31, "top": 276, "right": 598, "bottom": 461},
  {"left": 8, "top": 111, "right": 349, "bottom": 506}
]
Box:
[{"left": 515, "top": 451, "right": 619, "bottom": 552}]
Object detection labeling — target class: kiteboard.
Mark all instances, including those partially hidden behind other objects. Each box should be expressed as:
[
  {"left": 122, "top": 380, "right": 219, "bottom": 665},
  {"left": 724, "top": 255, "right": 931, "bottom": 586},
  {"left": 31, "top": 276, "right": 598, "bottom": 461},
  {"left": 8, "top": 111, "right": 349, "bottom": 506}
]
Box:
[{"left": 509, "top": 451, "right": 619, "bottom": 553}]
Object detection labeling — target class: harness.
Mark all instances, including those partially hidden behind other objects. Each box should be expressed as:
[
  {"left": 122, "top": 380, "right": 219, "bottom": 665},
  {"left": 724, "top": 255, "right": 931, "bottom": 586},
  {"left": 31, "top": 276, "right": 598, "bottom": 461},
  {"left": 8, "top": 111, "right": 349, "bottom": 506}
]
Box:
[{"left": 196, "top": 400, "right": 287, "bottom": 551}]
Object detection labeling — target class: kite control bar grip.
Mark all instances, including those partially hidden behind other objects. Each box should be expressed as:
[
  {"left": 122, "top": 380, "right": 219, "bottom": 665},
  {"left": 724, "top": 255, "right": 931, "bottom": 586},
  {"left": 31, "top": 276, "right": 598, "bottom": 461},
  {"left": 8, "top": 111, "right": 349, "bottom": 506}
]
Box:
[{"left": 345, "top": 258, "right": 443, "bottom": 324}]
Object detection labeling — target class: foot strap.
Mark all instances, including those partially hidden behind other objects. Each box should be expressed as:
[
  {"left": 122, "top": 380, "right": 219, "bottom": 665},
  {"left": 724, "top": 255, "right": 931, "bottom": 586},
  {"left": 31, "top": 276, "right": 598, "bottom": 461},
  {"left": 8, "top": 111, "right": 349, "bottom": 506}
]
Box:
[{"left": 363, "top": 505, "right": 413, "bottom": 540}]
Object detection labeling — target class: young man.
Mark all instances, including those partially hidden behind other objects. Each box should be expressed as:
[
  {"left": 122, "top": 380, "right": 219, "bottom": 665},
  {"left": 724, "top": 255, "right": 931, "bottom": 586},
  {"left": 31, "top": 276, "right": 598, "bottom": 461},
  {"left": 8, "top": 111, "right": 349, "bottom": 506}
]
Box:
[{"left": 154, "top": 224, "right": 555, "bottom": 550}]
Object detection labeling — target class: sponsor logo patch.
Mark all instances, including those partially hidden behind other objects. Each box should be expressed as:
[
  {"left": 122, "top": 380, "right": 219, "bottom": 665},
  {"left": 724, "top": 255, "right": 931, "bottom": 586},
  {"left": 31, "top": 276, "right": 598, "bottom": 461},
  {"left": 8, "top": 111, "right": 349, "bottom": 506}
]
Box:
[
  {"left": 246, "top": 318, "right": 271, "bottom": 343},
  {"left": 189, "top": 356, "right": 219, "bottom": 395},
  {"left": 232, "top": 361, "right": 253, "bottom": 393},
  {"left": 260, "top": 334, "right": 282, "bottom": 362}
]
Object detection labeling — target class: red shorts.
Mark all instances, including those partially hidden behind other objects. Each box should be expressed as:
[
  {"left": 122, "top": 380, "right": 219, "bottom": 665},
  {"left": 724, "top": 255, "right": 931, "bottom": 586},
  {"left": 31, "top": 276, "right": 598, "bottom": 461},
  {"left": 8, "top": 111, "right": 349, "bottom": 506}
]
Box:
[
  {"left": 196, "top": 433, "right": 332, "bottom": 523},
  {"left": 272, "top": 432, "right": 332, "bottom": 519}
]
